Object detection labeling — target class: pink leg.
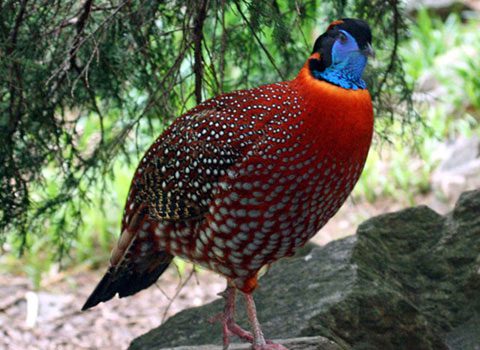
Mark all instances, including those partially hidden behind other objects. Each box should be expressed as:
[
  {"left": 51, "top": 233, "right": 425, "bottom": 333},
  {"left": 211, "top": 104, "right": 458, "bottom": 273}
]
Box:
[
  {"left": 243, "top": 292, "right": 289, "bottom": 350},
  {"left": 210, "top": 283, "right": 254, "bottom": 349},
  {"left": 211, "top": 282, "right": 288, "bottom": 349}
]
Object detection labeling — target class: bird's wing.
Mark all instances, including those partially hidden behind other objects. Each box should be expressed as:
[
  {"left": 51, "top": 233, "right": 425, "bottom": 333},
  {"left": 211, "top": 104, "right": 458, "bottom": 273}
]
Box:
[{"left": 125, "top": 106, "right": 244, "bottom": 226}]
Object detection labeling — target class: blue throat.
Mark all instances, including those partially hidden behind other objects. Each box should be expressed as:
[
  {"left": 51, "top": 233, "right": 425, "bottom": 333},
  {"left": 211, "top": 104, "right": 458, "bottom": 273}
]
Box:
[{"left": 313, "top": 54, "right": 367, "bottom": 90}]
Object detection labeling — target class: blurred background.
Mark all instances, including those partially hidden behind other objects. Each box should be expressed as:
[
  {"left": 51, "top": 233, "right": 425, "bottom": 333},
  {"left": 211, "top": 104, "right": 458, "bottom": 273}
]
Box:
[{"left": 1, "top": 0, "right": 479, "bottom": 349}]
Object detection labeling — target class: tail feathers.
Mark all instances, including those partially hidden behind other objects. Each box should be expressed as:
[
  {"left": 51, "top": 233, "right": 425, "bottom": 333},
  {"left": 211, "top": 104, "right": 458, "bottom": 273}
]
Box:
[{"left": 82, "top": 251, "right": 173, "bottom": 311}]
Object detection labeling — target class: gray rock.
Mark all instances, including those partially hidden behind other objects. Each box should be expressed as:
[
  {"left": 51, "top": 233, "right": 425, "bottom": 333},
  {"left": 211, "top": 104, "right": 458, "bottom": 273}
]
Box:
[
  {"left": 153, "top": 336, "right": 340, "bottom": 350},
  {"left": 130, "top": 190, "right": 480, "bottom": 350},
  {"left": 446, "top": 315, "right": 480, "bottom": 350},
  {"left": 405, "top": 0, "right": 476, "bottom": 17},
  {"left": 432, "top": 136, "right": 480, "bottom": 201}
]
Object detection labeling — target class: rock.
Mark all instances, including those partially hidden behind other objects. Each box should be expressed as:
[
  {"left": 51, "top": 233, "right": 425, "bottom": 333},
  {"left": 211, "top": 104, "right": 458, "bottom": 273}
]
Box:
[
  {"left": 446, "top": 315, "right": 480, "bottom": 350},
  {"left": 414, "top": 72, "right": 448, "bottom": 105},
  {"left": 432, "top": 136, "right": 480, "bottom": 202},
  {"left": 149, "top": 336, "right": 340, "bottom": 350},
  {"left": 130, "top": 190, "right": 480, "bottom": 350},
  {"left": 405, "top": 0, "right": 477, "bottom": 17}
]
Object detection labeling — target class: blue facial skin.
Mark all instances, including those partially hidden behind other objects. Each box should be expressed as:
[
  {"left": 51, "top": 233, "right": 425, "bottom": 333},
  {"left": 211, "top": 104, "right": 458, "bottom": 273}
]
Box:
[{"left": 313, "top": 30, "right": 368, "bottom": 90}]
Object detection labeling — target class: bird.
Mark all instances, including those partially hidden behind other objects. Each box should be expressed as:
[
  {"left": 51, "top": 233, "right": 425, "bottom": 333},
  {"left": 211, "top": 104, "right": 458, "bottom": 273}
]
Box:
[{"left": 82, "top": 18, "right": 374, "bottom": 350}]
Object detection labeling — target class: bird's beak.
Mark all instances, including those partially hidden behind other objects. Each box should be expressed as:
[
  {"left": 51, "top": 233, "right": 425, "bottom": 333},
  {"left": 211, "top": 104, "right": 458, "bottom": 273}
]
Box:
[{"left": 362, "top": 43, "right": 375, "bottom": 58}]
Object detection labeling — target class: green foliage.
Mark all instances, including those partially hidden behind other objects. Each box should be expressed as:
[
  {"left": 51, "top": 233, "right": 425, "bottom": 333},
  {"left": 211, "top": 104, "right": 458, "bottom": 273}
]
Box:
[{"left": 458, "top": 56, "right": 480, "bottom": 113}]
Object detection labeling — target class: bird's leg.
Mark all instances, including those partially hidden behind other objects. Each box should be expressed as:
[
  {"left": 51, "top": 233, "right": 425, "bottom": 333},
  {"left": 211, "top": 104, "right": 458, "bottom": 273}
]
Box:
[
  {"left": 222, "top": 285, "right": 255, "bottom": 343},
  {"left": 210, "top": 283, "right": 254, "bottom": 349},
  {"left": 243, "top": 292, "right": 265, "bottom": 346},
  {"left": 211, "top": 283, "right": 287, "bottom": 349},
  {"left": 243, "top": 292, "right": 288, "bottom": 350}
]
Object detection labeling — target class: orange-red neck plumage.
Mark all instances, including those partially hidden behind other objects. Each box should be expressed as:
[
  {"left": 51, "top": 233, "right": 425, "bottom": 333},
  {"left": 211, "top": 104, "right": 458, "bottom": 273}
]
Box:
[{"left": 290, "top": 53, "right": 374, "bottom": 163}]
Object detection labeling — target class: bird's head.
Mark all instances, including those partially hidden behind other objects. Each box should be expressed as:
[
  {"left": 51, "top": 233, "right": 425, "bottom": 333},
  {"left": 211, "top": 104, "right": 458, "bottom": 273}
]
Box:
[{"left": 309, "top": 18, "right": 374, "bottom": 90}]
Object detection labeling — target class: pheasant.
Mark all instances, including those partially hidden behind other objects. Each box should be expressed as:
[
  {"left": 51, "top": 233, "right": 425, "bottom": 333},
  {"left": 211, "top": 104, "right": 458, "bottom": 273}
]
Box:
[{"left": 82, "top": 18, "right": 374, "bottom": 350}]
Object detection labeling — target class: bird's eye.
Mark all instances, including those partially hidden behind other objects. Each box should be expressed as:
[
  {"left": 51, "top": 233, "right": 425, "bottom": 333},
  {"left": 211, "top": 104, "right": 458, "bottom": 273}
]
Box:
[{"left": 338, "top": 32, "right": 348, "bottom": 44}]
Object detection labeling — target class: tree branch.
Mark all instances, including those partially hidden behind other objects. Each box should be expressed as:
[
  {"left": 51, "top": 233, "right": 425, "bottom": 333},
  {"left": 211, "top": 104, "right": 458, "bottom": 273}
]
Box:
[
  {"left": 192, "top": 0, "right": 208, "bottom": 104},
  {"left": 377, "top": 0, "right": 400, "bottom": 95}
]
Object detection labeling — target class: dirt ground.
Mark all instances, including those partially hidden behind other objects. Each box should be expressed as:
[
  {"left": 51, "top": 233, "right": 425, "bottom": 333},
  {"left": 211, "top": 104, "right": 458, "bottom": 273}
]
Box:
[{"left": 0, "top": 195, "right": 454, "bottom": 350}]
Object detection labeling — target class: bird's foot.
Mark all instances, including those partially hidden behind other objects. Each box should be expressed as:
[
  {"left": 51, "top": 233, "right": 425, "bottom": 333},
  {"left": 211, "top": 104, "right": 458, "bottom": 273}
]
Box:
[
  {"left": 209, "top": 312, "right": 254, "bottom": 343},
  {"left": 227, "top": 322, "right": 254, "bottom": 342},
  {"left": 252, "top": 343, "right": 289, "bottom": 350}
]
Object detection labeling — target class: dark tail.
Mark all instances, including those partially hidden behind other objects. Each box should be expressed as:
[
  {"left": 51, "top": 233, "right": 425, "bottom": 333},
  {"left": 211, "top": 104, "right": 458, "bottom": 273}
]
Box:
[{"left": 82, "top": 251, "right": 173, "bottom": 311}]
